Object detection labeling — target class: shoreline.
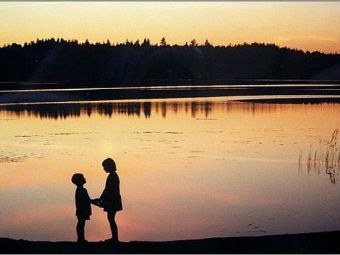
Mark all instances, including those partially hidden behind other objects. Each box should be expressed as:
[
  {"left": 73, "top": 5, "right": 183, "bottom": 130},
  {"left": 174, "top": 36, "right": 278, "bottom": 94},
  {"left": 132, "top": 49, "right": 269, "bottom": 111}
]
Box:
[
  {"left": 1, "top": 230, "right": 340, "bottom": 253},
  {"left": 1, "top": 85, "right": 340, "bottom": 104}
]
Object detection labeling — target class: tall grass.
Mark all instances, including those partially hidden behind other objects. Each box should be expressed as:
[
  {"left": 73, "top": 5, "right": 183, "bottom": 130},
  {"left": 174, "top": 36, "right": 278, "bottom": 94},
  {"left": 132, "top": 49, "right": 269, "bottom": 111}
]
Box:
[{"left": 299, "top": 129, "right": 339, "bottom": 184}]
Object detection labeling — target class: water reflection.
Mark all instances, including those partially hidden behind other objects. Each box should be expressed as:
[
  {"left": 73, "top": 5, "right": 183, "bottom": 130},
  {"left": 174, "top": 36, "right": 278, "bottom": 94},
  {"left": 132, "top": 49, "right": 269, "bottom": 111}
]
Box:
[
  {"left": 1, "top": 97, "right": 340, "bottom": 242},
  {"left": 0, "top": 99, "right": 293, "bottom": 119}
]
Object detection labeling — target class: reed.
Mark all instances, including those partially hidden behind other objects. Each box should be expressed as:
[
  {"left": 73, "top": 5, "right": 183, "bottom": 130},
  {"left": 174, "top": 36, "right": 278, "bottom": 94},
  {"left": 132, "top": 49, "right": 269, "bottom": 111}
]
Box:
[
  {"left": 298, "top": 150, "right": 302, "bottom": 173},
  {"left": 303, "top": 129, "right": 339, "bottom": 184}
]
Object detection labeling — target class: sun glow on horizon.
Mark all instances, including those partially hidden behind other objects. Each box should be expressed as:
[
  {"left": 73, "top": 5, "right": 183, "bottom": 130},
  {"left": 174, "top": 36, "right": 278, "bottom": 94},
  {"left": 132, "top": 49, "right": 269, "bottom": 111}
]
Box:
[{"left": 0, "top": 2, "right": 340, "bottom": 53}]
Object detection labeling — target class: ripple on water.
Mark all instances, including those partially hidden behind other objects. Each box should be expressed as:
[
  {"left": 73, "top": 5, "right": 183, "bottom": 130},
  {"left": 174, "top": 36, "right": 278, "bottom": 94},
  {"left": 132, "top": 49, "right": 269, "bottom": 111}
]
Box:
[
  {"left": 0, "top": 155, "right": 27, "bottom": 163},
  {"left": 196, "top": 118, "right": 217, "bottom": 121}
]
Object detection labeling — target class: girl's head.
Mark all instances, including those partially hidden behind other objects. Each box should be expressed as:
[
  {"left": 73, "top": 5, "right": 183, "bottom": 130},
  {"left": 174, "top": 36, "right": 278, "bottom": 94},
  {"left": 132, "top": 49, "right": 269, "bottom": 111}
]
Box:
[
  {"left": 71, "top": 173, "right": 86, "bottom": 186},
  {"left": 102, "top": 158, "right": 116, "bottom": 173}
]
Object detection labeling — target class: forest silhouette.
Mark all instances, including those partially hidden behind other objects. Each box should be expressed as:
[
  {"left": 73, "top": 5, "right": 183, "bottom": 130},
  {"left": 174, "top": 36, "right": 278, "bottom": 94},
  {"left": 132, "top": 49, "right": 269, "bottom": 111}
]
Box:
[{"left": 1, "top": 38, "right": 340, "bottom": 87}]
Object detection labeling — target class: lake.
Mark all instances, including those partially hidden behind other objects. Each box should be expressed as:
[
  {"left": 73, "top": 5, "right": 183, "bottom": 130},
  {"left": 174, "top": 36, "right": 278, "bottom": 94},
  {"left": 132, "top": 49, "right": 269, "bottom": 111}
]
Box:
[{"left": 0, "top": 92, "right": 339, "bottom": 242}]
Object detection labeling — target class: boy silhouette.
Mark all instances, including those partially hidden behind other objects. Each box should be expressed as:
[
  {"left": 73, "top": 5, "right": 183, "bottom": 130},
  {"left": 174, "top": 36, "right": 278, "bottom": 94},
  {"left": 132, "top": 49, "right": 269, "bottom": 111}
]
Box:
[{"left": 71, "top": 173, "right": 93, "bottom": 243}]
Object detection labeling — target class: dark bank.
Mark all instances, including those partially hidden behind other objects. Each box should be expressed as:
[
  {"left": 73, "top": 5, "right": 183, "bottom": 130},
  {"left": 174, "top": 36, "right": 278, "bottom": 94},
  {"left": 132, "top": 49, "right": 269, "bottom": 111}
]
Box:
[{"left": 1, "top": 231, "right": 340, "bottom": 253}]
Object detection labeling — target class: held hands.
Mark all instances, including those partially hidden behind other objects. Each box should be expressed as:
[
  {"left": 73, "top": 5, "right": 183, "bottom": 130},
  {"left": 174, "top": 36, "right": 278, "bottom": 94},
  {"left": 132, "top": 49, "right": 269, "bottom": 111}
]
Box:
[{"left": 91, "top": 198, "right": 103, "bottom": 208}]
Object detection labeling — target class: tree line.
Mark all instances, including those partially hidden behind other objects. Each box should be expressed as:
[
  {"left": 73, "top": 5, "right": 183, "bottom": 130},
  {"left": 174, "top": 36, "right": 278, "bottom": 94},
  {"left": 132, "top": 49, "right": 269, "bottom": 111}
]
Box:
[{"left": 1, "top": 38, "right": 340, "bottom": 87}]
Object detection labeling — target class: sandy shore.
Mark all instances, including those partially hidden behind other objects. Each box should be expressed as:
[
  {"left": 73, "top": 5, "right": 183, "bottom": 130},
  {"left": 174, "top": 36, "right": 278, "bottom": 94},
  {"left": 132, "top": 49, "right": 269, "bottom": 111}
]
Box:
[{"left": 1, "top": 230, "right": 340, "bottom": 253}]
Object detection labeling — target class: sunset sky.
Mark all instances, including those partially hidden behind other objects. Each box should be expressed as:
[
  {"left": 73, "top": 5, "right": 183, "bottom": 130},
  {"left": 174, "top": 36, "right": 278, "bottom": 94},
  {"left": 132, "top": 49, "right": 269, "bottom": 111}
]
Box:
[{"left": 1, "top": 2, "right": 340, "bottom": 53}]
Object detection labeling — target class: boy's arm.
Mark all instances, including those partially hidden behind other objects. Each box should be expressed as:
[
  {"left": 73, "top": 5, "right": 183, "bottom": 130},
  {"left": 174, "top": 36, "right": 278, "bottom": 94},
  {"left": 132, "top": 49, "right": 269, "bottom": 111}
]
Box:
[
  {"left": 84, "top": 188, "right": 99, "bottom": 204},
  {"left": 84, "top": 189, "right": 92, "bottom": 202},
  {"left": 91, "top": 198, "right": 103, "bottom": 207},
  {"left": 90, "top": 175, "right": 111, "bottom": 206},
  {"left": 91, "top": 198, "right": 100, "bottom": 203}
]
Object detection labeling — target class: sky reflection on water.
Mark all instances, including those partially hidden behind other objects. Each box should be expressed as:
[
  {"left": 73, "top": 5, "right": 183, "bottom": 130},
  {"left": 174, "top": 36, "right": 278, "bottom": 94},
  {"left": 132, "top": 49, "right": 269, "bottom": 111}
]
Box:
[{"left": 0, "top": 97, "right": 339, "bottom": 242}]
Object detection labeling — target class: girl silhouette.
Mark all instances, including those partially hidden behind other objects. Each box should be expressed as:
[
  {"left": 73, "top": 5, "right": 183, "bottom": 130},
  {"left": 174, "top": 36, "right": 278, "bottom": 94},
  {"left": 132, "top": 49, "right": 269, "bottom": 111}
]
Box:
[{"left": 93, "top": 158, "right": 123, "bottom": 243}]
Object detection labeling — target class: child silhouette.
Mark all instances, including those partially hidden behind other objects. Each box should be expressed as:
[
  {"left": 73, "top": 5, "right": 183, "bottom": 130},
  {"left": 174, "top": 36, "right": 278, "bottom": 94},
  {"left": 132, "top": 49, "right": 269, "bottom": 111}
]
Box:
[
  {"left": 92, "top": 158, "right": 122, "bottom": 243},
  {"left": 71, "top": 173, "right": 93, "bottom": 243}
]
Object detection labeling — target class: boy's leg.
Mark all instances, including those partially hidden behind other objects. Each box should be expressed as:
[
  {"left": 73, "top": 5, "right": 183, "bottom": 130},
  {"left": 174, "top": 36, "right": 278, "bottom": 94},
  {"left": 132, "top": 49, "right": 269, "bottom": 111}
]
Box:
[
  {"left": 77, "top": 218, "right": 86, "bottom": 242},
  {"left": 107, "top": 211, "right": 118, "bottom": 242}
]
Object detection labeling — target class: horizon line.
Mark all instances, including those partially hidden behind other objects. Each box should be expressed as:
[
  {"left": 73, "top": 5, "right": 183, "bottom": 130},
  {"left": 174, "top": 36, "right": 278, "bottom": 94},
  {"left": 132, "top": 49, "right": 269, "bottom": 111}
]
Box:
[{"left": 2, "top": 37, "right": 339, "bottom": 55}]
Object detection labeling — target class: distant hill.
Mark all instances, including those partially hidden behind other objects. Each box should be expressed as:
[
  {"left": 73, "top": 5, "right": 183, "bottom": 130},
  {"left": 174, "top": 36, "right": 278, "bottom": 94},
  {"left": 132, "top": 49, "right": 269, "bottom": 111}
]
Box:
[{"left": 1, "top": 38, "right": 340, "bottom": 87}]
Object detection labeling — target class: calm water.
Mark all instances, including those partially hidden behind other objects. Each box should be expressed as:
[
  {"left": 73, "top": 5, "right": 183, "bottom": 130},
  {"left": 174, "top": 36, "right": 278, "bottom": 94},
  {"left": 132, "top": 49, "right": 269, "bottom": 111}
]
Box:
[{"left": 0, "top": 95, "right": 339, "bottom": 242}]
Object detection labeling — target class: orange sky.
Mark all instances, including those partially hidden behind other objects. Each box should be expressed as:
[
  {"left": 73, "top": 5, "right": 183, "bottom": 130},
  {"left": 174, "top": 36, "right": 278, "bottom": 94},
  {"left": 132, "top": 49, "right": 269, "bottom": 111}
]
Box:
[{"left": 0, "top": 2, "right": 340, "bottom": 53}]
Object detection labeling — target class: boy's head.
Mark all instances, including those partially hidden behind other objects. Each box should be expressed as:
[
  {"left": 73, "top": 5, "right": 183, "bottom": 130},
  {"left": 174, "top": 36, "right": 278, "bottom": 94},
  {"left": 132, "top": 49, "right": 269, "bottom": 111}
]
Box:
[
  {"left": 71, "top": 173, "right": 86, "bottom": 186},
  {"left": 102, "top": 158, "right": 116, "bottom": 173}
]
